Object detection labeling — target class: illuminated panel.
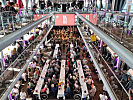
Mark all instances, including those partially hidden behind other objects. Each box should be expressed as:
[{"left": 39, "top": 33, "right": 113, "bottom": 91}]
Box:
[
  {"left": 81, "top": 14, "right": 97, "bottom": 25},
  {"left": 55, "top": 14, "right": 75, "bottom": 26}
]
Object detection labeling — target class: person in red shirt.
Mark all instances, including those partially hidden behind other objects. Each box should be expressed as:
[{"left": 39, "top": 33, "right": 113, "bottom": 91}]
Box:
[
  {"left": 29, "top": 35, "right": 35, "bottom": 42},
  {"left": 67, "top": 60, "right": 70, "bottom": 67},
  {"left": 5, "top": 1, "right": 10, "bottom": 11}
]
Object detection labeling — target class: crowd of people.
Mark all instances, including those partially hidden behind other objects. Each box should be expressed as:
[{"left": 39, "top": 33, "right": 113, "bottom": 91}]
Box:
[
  {"left": 83, "top": 23, "right": 133, "bottom": 99},
  {"left": 3, "top": 27, "right": 43, "bottom": 69},
  {"left": 8, "top": 26, "right": 111, "bottom": 100}
]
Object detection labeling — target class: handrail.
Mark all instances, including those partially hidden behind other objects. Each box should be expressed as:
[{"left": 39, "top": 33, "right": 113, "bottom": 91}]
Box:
[
  {"left": 0, "top": 12, "right": 53, "bottom": 51},
  {"left": 77, "top": 25, "right": 119, "bottom": 100},
  {"left": 75, "top": 12, "right": 133, "bottom": 69},
  {"left": 0, "top": 32, "right": 41, "bottom": 78},
  {"left": 91, "top": 43, "right": 129, "bottom": 96},
  {"left": 0, "top": 25, "right": 53, "bottom": 100}
]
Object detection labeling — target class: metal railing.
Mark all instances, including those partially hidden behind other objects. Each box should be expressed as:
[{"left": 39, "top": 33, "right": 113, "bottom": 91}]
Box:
[
  {"left": 77, "top": 25, "right": 119, "bottom": 100},
  {"left": 0, "top": 12, "right": 53, "bottom": 51},
  {"left": 75, "top": 12, "right": 133, "bottom": 69},
  {"left": 0, "top": 25, "right": 53, "bottom": 100}
]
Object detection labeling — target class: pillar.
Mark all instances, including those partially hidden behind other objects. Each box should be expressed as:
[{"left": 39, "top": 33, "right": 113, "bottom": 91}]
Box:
[
  {"left": 105, "top": 0, "right": 108, "bottom": 10},
  {"left": 99, "top": 0, "right": 102, "bottom": 10},
  {"left": 127, "top": 0, "right": 132, "bottom": 13},
  {"left": 111, "top": 0, "right": 115, "bottom": 11},
  {"left": 0, "top": 51, "right": 4, "bottom": 71}
]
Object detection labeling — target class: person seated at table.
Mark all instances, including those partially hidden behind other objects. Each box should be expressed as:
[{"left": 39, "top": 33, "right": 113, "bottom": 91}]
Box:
[
  {"left": 82, "top": 57, "right": 88, "bottom": 65},
  {"left": 29, "top": 34, "right": 35, "bottom": 42},
  {"left": 11, "top": 86, "right": 19, "bottom": 100},
  {"left": 34, "top": 31, "right": 39, "bottom": 38},
  {"left": 34, "top": 69, "right": 39, "bottom": 81},
  {"left": 84, "top": 69, "right": 91, "bottom": 76},
  {"left": 41, "top": 84, "right": 49, "bottom": 95},
  {"left": 86, "top": 76, "right": 94, "bottom": 90},
  {"left": 58, "top": 50, "right": 62, "bottom": 60},
  {"left": 82, "top": 90, "right": 89, "bottom": 100},
  {"left": 51, "top": 84, "right": 58, "bottom": 97},
  {"left": 65, "top": 83, "right": 71, "bottom": 98},
  {"left": 20, "top": 89, "right": 27, "bottom": 100},
  {"left": 26, "top": 85, "right": 32, "bottom": 97},
  {"left": 46, "top": 70, "right": 53, "bottom": 78},
  {"left": 39, "top": 49, "right": 44, "bottom": 60},
  {"left": 65, "top": 66, "right": 69, "bottom": 77},
  {"left": 47, "top": 78, "right": 52, "bottom": 90},
  {"left": 51, "top": 74, "right": 57, "bottom": 85},
  {"left": 28, "top": 80, "right": 35, "bottom": 90},
  {"left": 28, "top": 68, "right": 33, "bottom": 80},
  {"left": 57, "top": 59, "right": 61, "bottom": 66},
  {"left": 40, "top": 57, "right": 46, "bottom": 67},
  {"left": 89, "top": 85, "right": 96, "bottom": 100},
  {"left": 99, "top": 92, "right": 108, "bottom": 100},
  {"left": 83, "top": 65, "right": 89, "bottom": 69},
  {"left": 21, "top": 71, "right": 27, "bottom": 83},
  {"left": 74, "top": 81, "right": 80, "bottom": 92},
  {"left": 15, "top": 81, "right": 21, "bottom": 91}
]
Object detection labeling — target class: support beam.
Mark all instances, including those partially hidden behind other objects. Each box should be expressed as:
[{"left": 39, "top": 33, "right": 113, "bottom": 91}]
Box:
[
  {"left": 77, "top": 26, "right": 118, "bottom": 100},
  {"left": 105, "top": 0, "right": 108, "bottom": 10},
  {"left": 0, "top": 13, "right": 53, "bottom": 51},
  {"left": 99, "top": 0, "right": 102, "bottom": 10},
  {"left": 0, "top": 25, "right": 53, "bottom": 100},
  {"left": 75, "top": 12, "right": 133, "bottom": 69},
  {"left": 127, "top": 0, "right": 132, "bottom": 13},
  {"left": 0, "top": 51, "right": 4, "bottom": 71},
  {"left": 111, "top": 0, "right": 115, "bottom": 11}
]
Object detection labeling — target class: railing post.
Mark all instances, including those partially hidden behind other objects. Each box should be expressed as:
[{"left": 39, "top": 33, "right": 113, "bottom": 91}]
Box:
[
  {"left": 0, "top": 51, "right": 4, "bottom": 71},
  {"left": 1, "top": 13, "right": 6, "bottom": 35}
]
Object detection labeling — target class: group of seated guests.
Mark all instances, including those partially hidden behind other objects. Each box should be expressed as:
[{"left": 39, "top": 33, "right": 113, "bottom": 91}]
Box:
[
  {"left": 10, "top": 47, "right": 46, "bottom": 100},
  {"left": 9, "top": 24, "right": 49, "bottom": 100},
  {"left": 9, "top": 26, "right": 109, "bottom": 100},
  {"left": 4, "top": 27, "right": 44, "bottom": 69}
]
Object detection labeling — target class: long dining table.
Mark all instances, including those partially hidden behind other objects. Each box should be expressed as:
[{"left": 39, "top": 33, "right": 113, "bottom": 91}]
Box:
[
  {"left": 77, "top": 60, "right": 90, "bottom": 99},
  {"left": 53, "top": 44, "right": 59, "bottom": 58},
  {"left": 33, "top": 60, "right": 50, "bottom": 99},
  {"left": 57, "top": 60, "right": 66, "bottom": 100}
]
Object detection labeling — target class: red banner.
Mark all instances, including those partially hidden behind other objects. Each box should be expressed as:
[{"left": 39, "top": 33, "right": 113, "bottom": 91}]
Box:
[
  {"left": 33, "top": 14, "right": 48, "bottom": 21},
  {"left": 55, "top": 14, "right": 75, "bottom": 26},
  {"left": 81, "top": 14, "right": 97, "bottom": 25}
]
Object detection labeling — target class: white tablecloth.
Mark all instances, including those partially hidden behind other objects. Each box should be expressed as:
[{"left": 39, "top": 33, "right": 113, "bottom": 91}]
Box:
[
  {"left": 57, "top": 60, "right": 66, "bottom": 100},
  {"left": 77, "top": 60, "right": 89, "bottom": 99},
  {"left": 53, "top": 44, "right": 59, "bottom": 58},
  {"left": 33, "top": 60, "right": 50, "bottom": 99}
]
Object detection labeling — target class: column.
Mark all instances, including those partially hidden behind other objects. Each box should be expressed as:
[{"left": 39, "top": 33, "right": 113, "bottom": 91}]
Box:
[
  {"left": 0, "top": 51, "right": 4, "bottom": 71},
  {"left": 111, "top": 0, "right": 115, "bottom": 11},
  {"left": 105, "top": 0, "right": 108, "bottom": 10},
  {"left": 127, "top": 0, "right": 132, "bottom": 13},
  {"left": 99, "top": 0, "right": 102, "bottom": 10}
]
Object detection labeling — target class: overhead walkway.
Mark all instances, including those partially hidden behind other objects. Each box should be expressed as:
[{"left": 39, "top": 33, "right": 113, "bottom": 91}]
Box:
[
  {"left": 0, "top": 13, "right": 53, "bottom": 51},
  {"left": 77, "top": 25, "right": 128, "bottom": 100},
  {"left": 75, "top": 12, "right": 133, "bottom": 69},
  {"left": 77, "top": 25, "right": 119, "bottom": 100},
  {"left": 0, "top": 10, "right": 33, "bottom": 35}
]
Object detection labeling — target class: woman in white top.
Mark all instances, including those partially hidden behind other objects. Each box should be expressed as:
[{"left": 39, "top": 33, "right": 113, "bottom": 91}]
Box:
[
  {"left": 99, "top": 92, "right": 108, "bottom": 100},
  {"left": 20, "top": 89, "right": 26, "bottom": 100}
]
